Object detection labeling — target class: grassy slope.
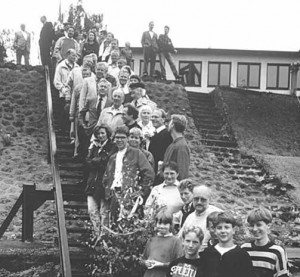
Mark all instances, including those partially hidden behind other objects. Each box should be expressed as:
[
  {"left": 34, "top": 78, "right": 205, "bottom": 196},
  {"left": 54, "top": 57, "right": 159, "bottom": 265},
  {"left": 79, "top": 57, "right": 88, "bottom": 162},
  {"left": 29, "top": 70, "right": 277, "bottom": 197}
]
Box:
[{"left": 212, "top": 87, "right": 300, "bottom": 203}]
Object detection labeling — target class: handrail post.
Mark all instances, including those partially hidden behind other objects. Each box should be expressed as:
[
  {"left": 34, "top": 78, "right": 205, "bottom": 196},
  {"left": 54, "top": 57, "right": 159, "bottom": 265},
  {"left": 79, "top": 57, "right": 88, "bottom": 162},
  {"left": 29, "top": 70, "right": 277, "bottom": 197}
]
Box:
[{"left": 22, "top": 184, "right": 35, "bottom": 242}]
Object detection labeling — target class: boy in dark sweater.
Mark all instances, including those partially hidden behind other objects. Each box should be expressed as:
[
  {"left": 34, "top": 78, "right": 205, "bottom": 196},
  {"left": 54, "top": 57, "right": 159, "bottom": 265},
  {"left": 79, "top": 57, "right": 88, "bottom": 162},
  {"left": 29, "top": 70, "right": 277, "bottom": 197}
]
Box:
[
  {"left": 166, "top": 225, "right": 204, "bottom": 277},
  {"left": 202, "top": 212, "right": 255, "bottom": 277}
]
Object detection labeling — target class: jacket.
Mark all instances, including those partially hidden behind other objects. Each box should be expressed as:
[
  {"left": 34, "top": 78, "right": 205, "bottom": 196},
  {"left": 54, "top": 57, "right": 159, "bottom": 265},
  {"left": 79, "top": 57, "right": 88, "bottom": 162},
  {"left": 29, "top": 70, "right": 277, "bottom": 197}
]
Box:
[
  {"left": 85, "top": 139, "right": 116, "bottom": 199},
  {"left": 141, "top": 31, "right": 159, "bottom": 51},
  {"left": 102, "top": 146, "right": 155, "bottom": 200},
  {"left": 14, "top": 31, "right": 31, "bottom": 52}
]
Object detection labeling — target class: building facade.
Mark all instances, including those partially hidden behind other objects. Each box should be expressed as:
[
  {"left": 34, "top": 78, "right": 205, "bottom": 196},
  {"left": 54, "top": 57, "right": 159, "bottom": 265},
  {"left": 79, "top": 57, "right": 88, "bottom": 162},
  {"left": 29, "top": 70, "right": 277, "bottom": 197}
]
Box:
[{"left": 131, "top": 47, "right": 300, "bottom": 95}]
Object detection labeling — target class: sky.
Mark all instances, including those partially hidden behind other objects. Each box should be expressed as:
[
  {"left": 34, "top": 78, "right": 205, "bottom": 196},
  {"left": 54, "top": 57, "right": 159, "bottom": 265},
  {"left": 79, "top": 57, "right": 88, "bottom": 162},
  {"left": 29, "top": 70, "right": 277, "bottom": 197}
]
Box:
[{"left": 1, "top": 0, "right": 300, "bottom": 52}]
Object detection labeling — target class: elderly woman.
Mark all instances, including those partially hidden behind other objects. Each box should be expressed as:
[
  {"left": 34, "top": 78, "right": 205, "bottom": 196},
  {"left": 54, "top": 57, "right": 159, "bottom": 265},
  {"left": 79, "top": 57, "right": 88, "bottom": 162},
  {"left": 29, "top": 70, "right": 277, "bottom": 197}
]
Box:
[
  {"left": 128, "top": 127, "right": 154, "bottom": 169},
  {"left": 85, "top": 124, "right": 116, "bottom": 237},
  {"left": 138, "top": 105, "right": 155, "bottom": 150}
]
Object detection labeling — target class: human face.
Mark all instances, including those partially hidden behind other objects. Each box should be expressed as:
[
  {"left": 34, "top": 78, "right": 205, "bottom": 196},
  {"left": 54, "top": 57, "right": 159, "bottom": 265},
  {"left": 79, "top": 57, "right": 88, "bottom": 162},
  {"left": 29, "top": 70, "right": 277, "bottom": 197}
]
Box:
[
  {"left": 140, "top": 109, "right": 151, "bottom": 124},
  {"left": 112, "top": 91, "right": 123, "bottom": 108},
  {"left": 163, "top": 167, "right": 178, "bottom": 186},
  {"left": 98, "top": 82, "right": 109, "bottom": 97},
  {"left": 179, "top": 188, "right": 193, "bottom": 205},
  {"left": 149, "top": 21, "right": 154, "bottom": 31},
  {"left": 95, "top": 128, "right": 108, "bottom": 143},
  {"left": 119, "top": 72, "right": 128, "bottom": 86},
  {"left": 128, "top": 133, "right": 140, "bottom": 148},
  {"left": 88, "top": 32, "right": 95, "bottom": 42},
  {"left": 164, "top": 27, "right": 169, "bottom": 35},
  {"left": 215, "top": 222, "right": 235, "bottom": 245},
  {"left": 183, "top": 232, "right": 201, "bottom": 259},
  {"left": 114, "top": 133, "right": 128, "bottom": 150},
  {"left": 193, "top": 187, "right": 210, "bottom": 215},
  {"left": 122, "top": 107, "right": 131, "bottom": 124},
  {"left": 151, "top": 110, "right": 164, "bottom": 128},
  {"left": 129, "top": 77, "right": 139, "bottom": 84},
  {"left": 67, "top": 51, "right": 77, "bottom": 63},
  {"left": 67, "top": 28, "right": 74, "bottom": 38},
  {"left": 96, "top": 65, "right": 106, "bottom": 79},
  {"left": 111, "top": 40, "right": 118, "bottom": 49},
  {"left": 21, "top": 24, "right": 26, "bottom": 31},
  {"left": 107, "top": 33, "right": 113, "bottom": 41},
  {"left": 207, "top": 221, "right": 217, "bottom": 241},
  {"left": 111, "top": 53, "right": 119, "bottom": 63},
  {"left": 249, "top": 221, "right": 269, "bottom": 242},
  {"left": 82, "top": 68, "right": 91, "bottom": 79},
  {"left": 117, "top": 60, "right": 126, "bottom": 69},
  {"left": 99, "top": 32, "right": 106, "bottom": 40},
  {"left": 156, "top": 222, "right": 171, "bottom": 236},
  {"left": 131, "top": 88, "right": 142, "bottom": 100}
]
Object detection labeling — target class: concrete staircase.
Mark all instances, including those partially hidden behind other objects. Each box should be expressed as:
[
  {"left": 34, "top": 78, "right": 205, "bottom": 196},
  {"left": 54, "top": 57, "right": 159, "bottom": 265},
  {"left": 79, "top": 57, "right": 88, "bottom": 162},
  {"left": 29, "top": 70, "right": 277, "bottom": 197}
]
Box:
[{"left": 187, "top": 91, "right": 276, "bottom": 194}]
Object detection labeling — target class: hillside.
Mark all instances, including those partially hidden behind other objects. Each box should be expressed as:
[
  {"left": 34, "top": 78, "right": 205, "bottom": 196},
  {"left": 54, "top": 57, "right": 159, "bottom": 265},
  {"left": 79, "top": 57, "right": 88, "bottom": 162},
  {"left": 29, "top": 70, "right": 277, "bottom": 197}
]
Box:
[{"left": 211, "top": 87, "right": 300, "bottom": 203}]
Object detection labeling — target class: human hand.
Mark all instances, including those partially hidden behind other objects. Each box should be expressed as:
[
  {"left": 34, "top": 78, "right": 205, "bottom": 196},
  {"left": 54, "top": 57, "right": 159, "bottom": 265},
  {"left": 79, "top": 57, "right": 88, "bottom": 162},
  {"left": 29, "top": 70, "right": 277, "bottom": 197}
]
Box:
[{"left": 146, "top": 260, "right": 164, "bottom": 269}]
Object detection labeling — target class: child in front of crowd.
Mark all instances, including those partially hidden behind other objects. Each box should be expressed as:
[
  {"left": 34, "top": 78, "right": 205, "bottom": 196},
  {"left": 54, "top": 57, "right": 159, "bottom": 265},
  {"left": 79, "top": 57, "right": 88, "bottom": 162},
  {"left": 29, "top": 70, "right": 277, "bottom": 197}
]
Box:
[
  {"left": 173, "top": 179, "right": 195, "bottom": 233},
  {"left": 202, "top": 212, "right": 255, "bottom": 277},
  {"left": 242, "top": 207, "right": 289, "bottom": 277},
  {"left": 206, "top": 211, "right": 220, "bottom": 247},
  {"left": 166, "top": 225, "right": 204, "bottom": 277},
  {"left": 142, "top": 209, "right": 183, "bottom": 277}
]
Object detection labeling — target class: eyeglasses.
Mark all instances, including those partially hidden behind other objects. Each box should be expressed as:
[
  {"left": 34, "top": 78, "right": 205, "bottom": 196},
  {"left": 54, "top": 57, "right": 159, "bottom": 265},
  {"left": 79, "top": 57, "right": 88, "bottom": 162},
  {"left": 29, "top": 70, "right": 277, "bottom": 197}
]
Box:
[{"left": 115, "top": 136, "right": 127, "bottom": 140}]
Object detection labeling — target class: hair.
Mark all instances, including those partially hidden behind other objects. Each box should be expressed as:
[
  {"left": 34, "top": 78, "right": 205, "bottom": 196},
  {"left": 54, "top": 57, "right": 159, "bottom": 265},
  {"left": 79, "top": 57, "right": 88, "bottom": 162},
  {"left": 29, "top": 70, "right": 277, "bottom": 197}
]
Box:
[
  {"left": 86, "top": 30, "right": 97, "bottom": 43},
  {"left": 171, "top": 114, "right": 186, "bottom": 133},
  {"left": 100, "top": 30, "right": 107, "bottom": 36},
  {"left": 97, "top": 62, "right": 108, "bottom": 70},
  {"left": 107, "top": 32, "right": 114, "bottom": 38},
  {"left": 130, "top": 74, "right": 141, "bottom": 82},
  {"left": 165, "top": 25, "right": 170, "bottom": 30},
  {"left": 154, "top": 108, "right": 167, "bottom": 120},
  {"left": 247, "top": 207, "right": 273, "bottom": 225},
  {"left": 67, "top": 26, "right": 75, "bottom": 31},
  {"left": 115, "top": 125, "right": 129, "bottom": 137},
  {"left": 129, "top": 127, "right": 143, "bottom": 139},
  {"left": 206, "top": 211, "right": 220, "bottom": 228},
  {"left": 99, "top": 78, "right": 111, "bottom": 88},
  {"left": 139, "top": 105, "right": 152, "bottom": 119},
  {"left": 112, "top": 88, "right": 125, "bottom": 100},
  {"left": 155, "top": 208, "right": 173, "bottom": 225},
  {"left": 118, "top": 69, "right": 130, "bottom": 78},
  {"left": 213, "top": 212, "right": 236, "bottom": 228},
  {"left": 182, "top": 225, "right": 204, "bottom": 242},
  {"left": 124, "top": 103, "right": 139, "bottom": 120},
  {"left": 162, "top": 161, "right": 178, "bottom": 173},
  {"left": 93, "top": 124, "right": 112, "bottom": 138},
  {"left": 111, "top": 38, "right": 119, "bottom": 45},
  {"left": 178, "top": 179, "right": 195, "bottom": 192}
]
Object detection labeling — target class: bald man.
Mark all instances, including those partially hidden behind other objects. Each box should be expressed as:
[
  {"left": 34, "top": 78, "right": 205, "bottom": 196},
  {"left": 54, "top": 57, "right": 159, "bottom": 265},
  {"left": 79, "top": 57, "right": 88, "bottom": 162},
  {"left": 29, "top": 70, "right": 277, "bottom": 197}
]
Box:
[{"left": 177, "top": 185, "right": 222, "bottom": 247}]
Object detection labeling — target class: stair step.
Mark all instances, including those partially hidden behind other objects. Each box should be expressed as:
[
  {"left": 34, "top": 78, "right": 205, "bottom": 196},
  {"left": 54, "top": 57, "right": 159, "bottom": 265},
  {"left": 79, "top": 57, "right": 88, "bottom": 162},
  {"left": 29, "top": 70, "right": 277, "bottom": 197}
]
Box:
[{"left": 200, "top": 139, "right": 238, "bottom": 148}]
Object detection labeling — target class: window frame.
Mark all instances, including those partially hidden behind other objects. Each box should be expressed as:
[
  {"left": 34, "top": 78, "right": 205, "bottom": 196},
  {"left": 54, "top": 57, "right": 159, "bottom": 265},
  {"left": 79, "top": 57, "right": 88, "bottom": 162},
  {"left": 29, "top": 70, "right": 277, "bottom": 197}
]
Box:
[
  {"left": 207, "top": 62, "right": 232, "bottom": 87},
  {"left": 178, "top": 60, "right": 202, "bottom": 87},
  {"left": 266, "top": 63, "right": 290, "bottom": 90},
  {"left": 237, "top": 62, "right": 261, "bottom": 89}
]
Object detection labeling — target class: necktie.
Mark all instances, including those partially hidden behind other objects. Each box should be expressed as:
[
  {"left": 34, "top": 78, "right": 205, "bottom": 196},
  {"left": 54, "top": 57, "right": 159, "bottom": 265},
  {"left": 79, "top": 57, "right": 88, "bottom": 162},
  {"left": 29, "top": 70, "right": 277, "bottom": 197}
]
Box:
[{"left": 97, "top": 97, "right": 103, "bottom": 117}]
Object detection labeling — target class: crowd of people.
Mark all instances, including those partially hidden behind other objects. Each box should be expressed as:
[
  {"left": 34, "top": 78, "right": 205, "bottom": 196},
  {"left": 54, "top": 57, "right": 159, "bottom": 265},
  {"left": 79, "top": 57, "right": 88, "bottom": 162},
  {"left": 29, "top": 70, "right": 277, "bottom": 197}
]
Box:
[{"left": 11, "top": 16, "right": 290, "bottom": 277}]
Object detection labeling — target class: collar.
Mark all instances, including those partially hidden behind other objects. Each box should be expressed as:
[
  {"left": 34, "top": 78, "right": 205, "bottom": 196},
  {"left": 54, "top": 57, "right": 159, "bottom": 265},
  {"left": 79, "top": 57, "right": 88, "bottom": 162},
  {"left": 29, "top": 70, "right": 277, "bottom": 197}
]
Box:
[
  {"left": 162, "top": 180, "right": 179, "bottom": 187},
  {"left": 117, "top": 147, "right": 127, "bottom": 155},
  {"left": 156, "top": 125, "right": 166, "bottom": 133},
  {"left": 111, "top": 104, "right": 123, "bottom": 111}
]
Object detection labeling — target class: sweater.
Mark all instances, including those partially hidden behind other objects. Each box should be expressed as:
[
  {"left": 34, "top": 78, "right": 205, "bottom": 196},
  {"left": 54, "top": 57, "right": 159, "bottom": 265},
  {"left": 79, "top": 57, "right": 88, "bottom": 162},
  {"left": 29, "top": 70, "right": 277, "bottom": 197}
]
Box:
[
  {"left": 241, "top": 241, "right": 289, "bottom": 277},
  {"left": 166, "top": 256, "right": 203, "bottom": 277},
  {"left": 143, "top": 235, "right": 183, "bottom": 277},
  {"left": 202, "top": 245, "right": 255, "bottom": 277}
]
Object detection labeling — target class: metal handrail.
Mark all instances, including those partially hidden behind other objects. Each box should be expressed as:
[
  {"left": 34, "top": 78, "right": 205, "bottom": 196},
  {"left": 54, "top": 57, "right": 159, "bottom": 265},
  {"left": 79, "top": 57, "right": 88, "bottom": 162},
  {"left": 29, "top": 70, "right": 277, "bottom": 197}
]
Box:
[{"left": 45, "top": 65, "right": 72, "bottom": 277}]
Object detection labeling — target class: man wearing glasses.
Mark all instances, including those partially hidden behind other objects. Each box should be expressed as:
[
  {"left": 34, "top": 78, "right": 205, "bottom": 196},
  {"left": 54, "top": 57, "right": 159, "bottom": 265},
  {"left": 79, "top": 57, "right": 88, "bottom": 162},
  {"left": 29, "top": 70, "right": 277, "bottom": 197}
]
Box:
[
  {"left": 177, "top": 185, "right": 222, "bottom": 248},
  {"left": 102, "top": 125, "right": 155, "bottom": 224}
]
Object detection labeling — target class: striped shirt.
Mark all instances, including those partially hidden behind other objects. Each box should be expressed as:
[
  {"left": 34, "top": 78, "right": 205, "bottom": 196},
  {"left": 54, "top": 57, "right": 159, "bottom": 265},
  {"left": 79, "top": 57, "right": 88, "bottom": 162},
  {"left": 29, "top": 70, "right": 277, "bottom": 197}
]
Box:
[{"left": 241, "top": 241, "right": 289, "bottom": 277}]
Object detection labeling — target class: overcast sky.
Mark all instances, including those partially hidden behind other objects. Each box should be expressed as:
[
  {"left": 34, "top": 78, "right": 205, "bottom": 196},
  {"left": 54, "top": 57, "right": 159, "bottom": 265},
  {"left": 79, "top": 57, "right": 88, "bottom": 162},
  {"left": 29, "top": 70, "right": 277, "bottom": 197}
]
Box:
[{"left": 1, "top": 0, "right": 300, "bottom": 51}]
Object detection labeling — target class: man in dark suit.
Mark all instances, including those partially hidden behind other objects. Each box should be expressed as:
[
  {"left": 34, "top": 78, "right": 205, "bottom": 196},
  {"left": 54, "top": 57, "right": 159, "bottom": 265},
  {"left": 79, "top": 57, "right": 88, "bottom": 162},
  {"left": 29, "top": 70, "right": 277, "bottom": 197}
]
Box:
[
  {"left": 148, "top": 108, "right": 172, "bottom": 175},
  {"left": 141, "top": 21, "right": 158, "bottom": 77},
  {"left": 13, "top": 24, "right": 31, "bottom": 65},
  {"left": 39, "top": 16, "right": 54, "bottom": 66}
]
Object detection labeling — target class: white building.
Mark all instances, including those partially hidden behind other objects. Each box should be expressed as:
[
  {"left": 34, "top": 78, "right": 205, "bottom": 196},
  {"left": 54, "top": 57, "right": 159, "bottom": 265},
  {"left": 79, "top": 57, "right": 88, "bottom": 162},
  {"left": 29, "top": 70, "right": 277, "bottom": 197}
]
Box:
[{"left": 131, "top": 47, "right": 300, "bottom": 95}]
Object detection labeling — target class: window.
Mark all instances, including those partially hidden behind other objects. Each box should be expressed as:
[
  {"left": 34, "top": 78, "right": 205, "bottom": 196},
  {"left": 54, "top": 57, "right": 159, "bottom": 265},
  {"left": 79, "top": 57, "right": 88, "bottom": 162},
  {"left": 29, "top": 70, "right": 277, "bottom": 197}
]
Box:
[
  {"left": 179, "top": 61, "right": 202, "bottom": 86},
  {"left": 267, "top": 64, "right": 290, "bottom": 90},
  {"left": 139, "top": 60, "right": 160, "bottom": 76},
  {"left": 208, "top": 62, "right": 231, "bottom": 87},
  {"left": 237, "top": 63, "right": 261, "bottom": 88}
]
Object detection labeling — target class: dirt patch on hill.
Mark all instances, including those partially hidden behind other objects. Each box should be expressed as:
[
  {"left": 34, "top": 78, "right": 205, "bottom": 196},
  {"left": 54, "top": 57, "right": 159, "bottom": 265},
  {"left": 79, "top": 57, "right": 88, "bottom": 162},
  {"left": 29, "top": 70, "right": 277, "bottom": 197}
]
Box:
[{"left": 0, "top": 68, "right": 55, "bottom": 242}]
